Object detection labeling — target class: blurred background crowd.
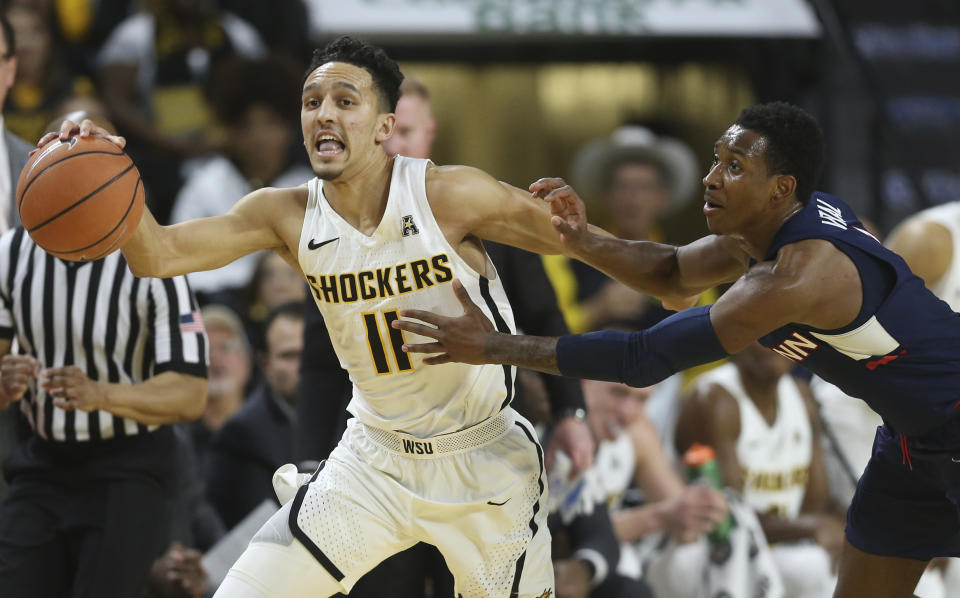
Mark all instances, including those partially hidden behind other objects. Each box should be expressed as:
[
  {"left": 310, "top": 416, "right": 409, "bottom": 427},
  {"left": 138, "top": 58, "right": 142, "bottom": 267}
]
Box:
[{"left": 0, "top": 0, "right": 959, "bottom": 597}]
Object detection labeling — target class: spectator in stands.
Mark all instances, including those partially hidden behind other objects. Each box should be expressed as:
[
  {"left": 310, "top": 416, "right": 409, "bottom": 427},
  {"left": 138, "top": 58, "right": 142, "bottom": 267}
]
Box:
[
  {"left": 238, "top": 252, "right": 307, "bottom": 353},
  {"left": 382, "top": 78, "right": 435, "bottom": 160},
  {"left": 0, "top": 226, "right": 208, "bottom": 597},
  {"left": 4, "top": 5, "right": 96, "bottom": 145},
  {"left": 548, "top": 126, "right": 702, "bottom": 333},
  {"left": 97, "top": 0, "right": 265, "bottom": 223},
  {"left": 676, "top": 342, "right": 844, "bottom": 598},
  {"left": 206, "top": 302, "right": 303, "bottom": 528},
  {"left": 218, "top": 0, "right": 310, "bottom": 58},
  {"left": 185, "top": 305, "right": 250, "bottom": 470},
  {"left": 146, "top": 426, "right": 226, "bottom": 598},
  {"left": 0, "top": 11, "right": 36, "bottom": 502},
  {"left": 170, "top": 56, "right": 311, "bottom": 304}
]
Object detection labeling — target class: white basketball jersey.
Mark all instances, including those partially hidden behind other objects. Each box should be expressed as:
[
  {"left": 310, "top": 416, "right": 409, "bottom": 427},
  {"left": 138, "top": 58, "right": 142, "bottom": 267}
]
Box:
[
  {"left": 298, "top": 157, "right": 516, "bottom": 437},
  {"left": 917, "top": 202, "right": 960, "bottom": 311},
  {"left": 592, "top": 432, "right": 636, "bottom": 508},
  {"left": 697, "top": 363, "right": 812, "bottom": 519}
]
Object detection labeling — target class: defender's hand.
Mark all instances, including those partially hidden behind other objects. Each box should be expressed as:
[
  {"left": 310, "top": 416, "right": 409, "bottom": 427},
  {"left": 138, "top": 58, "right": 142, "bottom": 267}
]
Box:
[
  {"left": 0, "top": 354, "right": 39, "bottom": 405},
  {"left": 41, "top": 365, "right": 107, "bottom": 412},
  {"left": 529, "top": 177, "right": 591, "bottom": 253},
  {"left": 394, "top": 279, "right": 496, "bottom": 365},
  {"left": 34, "top": 119, "right": 126, "bottom": 154}
]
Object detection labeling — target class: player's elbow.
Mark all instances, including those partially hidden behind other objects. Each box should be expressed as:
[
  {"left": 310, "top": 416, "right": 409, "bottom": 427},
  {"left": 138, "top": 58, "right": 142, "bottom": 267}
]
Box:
[{"left": 124, "top": 253, "right": 168, "bottom": 279}]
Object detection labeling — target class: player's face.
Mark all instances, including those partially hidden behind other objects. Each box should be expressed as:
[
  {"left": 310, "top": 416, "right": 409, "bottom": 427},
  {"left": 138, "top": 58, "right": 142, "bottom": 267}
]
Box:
[
  {"left": 701, "top": 126, "right": 779, "bottom": 235},
  {"left": 301, "top": 62, "right": 394, "bottom": 181},
  {"left": 383, "top": 94, "right": 435, "bottom": 159},
  {"left": 582, "top": 379, "right": 652, "bottom": 441}
]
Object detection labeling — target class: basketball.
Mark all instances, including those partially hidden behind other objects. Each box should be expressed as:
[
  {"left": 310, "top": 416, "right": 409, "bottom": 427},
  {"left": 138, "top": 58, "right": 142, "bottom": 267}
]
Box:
[{"left": 16, "top": 136, "right": 145, "bottom": 262}]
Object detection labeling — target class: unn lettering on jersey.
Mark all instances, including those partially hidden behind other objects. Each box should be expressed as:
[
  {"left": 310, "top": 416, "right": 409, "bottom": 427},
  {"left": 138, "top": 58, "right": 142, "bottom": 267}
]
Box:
[{"left": 306, "top": 253, "right": 453, "bottom": 304}]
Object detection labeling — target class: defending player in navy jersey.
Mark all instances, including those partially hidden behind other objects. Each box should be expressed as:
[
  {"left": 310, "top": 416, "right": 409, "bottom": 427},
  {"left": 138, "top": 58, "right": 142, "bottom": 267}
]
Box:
[{"left": 396, "top": 102, "right": 960, "bottom": 598}]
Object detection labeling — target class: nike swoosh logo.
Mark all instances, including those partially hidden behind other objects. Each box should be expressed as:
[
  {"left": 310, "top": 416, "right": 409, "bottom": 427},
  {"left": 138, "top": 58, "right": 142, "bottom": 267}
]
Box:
[
  {"left": 486, "top": 498, "right": 511, "bottom": 506},
  {"left": 307, "top": 237, "right": 339, "bottom": 250}
]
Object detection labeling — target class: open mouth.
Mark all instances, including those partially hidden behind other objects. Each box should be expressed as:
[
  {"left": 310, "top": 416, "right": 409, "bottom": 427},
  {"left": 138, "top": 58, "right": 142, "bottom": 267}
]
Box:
[{"left": 315, "top": 133, "right": 345, "bottom": 156}]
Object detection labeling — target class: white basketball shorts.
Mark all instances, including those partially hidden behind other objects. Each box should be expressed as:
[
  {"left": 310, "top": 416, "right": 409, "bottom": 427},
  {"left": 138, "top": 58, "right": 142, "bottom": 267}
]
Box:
[{"left": 215, "top": 408, "right": 554, "bottom": 598}]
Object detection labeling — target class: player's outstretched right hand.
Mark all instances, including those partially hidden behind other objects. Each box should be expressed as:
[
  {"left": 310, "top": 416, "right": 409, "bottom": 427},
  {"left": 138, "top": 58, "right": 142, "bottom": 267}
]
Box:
[
  {"left": 33, "top": 119, "right": 126, "bottom": 155},
  {"left": 529, "top": 177, "right": 591, "bottom": 255}
]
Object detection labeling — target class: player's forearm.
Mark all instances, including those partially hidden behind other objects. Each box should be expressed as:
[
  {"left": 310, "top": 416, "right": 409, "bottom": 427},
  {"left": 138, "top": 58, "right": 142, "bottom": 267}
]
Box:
[
  {"left": 611, "top": 504, "right": 668, "bottom": 542},
  {"left": 100, "top": 372, "right": 207, "bottom": 425},
  {"left": 573, "top": 234, "right": 687, "bottom": 300},
  {"left": 483, "top": 333, "right": 562, "bottom": 376}
]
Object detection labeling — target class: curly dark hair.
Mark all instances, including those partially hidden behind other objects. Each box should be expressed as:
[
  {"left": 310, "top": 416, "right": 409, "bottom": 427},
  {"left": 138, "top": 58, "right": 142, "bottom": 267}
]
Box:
[
  {"left": 734, "top": 102, "right": 824, "bottom": 206},
  {"left": 304, "top": 36, "right": 404, "bottom": 112}
]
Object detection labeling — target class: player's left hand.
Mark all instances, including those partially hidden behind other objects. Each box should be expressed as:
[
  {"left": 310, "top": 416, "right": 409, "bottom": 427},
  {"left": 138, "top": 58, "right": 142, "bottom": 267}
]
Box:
[
  {"left": 394, "top": 279, "right": 496, "bottom": 365},
  {"left": 40, "top": 365, "right": 107, "bottom": 411},
  {"left": 547, "top": 416, "right": 594, "bottom": 479}
]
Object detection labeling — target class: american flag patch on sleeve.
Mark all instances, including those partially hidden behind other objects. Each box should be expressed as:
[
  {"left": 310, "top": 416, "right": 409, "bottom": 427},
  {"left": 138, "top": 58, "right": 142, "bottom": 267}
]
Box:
[{"left": 179, "top": 310, "right": 205, "bottom": 334}]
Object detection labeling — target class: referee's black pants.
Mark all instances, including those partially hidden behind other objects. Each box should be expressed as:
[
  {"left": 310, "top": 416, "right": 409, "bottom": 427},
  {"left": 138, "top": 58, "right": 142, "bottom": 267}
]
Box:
[{"left": 0, "top": 427, "right": 177, "bottom": 598}]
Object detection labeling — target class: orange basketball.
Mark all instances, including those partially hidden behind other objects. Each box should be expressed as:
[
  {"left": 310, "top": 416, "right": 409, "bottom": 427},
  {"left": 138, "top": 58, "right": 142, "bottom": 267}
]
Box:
[{"left": 16, "top": 136, "right": 145, "bottom": 262}]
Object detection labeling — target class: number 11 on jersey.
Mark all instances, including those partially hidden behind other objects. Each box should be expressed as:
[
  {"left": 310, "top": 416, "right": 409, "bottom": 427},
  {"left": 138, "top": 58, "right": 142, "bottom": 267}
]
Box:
[{"left": 363, "top": 310, "right": 413, "bottom": 375}]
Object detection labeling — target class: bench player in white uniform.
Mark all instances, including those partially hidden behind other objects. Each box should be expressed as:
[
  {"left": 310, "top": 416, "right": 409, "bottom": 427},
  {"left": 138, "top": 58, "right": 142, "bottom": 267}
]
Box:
[
  {"left": 43, "top": 37, "right": 584, "bottom": 598},
  {"left": 887, "top": 201, "right": 960, "bottom": 312},
  {"left": 678, "top": 342, "right": 843, "bottom": 598}
]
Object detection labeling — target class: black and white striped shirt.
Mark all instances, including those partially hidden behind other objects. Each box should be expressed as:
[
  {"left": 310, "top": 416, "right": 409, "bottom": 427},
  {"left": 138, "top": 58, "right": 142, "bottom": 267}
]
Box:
[{"left": 0, "top": 227, "right": 208, "bottom": 442}]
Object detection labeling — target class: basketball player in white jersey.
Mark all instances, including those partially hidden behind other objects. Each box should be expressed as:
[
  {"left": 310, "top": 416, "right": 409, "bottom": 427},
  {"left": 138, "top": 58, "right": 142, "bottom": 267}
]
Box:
[
  {"left": 886, "top": 202, "right": 960, "bottom": 311},
  {"left": 676, "top": 342, "right": 844, "bottom": 598},
  {"left": 42, "top": 37, "right": 584, "bottom": 598}
]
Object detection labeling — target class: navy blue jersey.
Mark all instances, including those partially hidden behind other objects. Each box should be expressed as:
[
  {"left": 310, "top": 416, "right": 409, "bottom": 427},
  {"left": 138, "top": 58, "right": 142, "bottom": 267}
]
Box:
[{"left": 757, "top": 192, "right": 960, "bottom": 436}]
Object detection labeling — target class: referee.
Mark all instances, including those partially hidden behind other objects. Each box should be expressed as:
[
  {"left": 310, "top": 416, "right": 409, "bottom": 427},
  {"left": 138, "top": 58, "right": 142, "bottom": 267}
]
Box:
[{"left": 0, "top": 226, "right": 208, "bottom": 597}]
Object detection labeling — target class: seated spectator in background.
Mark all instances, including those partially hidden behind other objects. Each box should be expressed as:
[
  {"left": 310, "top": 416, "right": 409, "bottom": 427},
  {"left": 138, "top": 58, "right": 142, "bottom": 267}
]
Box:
[
  {"left": 580, "top": 379, "right": 782, "bottom": 598},
  {"left": 382, "top": 77, "right": 435, "bottom": 159},
  {"left": 206, "top": 302, "right": 303, "bottom": 528},
  {"left": 0, "top": 10, "right": 37, "bottom": 502},
  {"left": 186, "top": 305, "right": 251, "bottom": 470},
  {"left": 545, "top": 125, "right": 703, "bottom": 333},
  {"left": 170, "top": 56, "right": 311, "bottom": 304},
  {"left": 147, "top": 426, "right": 226, "bottom": 598},
  {"left": 4, "top": 4, "right": 96, "bottom": 145},
  {"left": 676, "top": 342, "right": 844, "bottom": 598},
  {"left": 98, "top": 0, "right": 266, "bottom": 223},
  {"left": 238, "top": 252, "right": 307, "bottom": 352}
]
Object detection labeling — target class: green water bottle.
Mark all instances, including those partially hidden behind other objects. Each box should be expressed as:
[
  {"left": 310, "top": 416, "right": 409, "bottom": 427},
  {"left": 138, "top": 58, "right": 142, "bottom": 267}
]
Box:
[{"left": 683, "top": 443, "right": 733, "bottom": 543}]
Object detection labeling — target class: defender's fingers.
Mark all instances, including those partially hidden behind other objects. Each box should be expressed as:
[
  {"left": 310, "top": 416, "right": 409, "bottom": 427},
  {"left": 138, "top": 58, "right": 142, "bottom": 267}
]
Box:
[
  {"left": 543, "top": 185, "right": 577, "bottom": 205},
  {"left": 422, "top": 354, "right": 452, "bottom": 365},
  {"left": 551, "top": 216, "right": 576, "bottom": 236},
  {"left": 397, "top": 308, "right": 443, "bottom": 326},
  {"left": 392, "top": 320, "right": 440, "bottom": 339},
  {"left": 451, "top": 279, "right": 475, "bottom": 311},
  {"left": 529, "top": 177, "right": 567, "bottom": 197},
  {"left": 401, "top": 341, "right": 445, "bottom": 354}
]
